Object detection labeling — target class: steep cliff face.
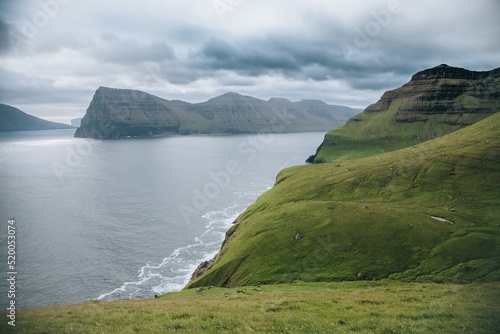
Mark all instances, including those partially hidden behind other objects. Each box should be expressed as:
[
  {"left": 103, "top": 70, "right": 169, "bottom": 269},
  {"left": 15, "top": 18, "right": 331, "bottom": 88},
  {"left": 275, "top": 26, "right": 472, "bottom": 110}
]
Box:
[
  {"left": 74, "top": 88, "right": 182, "bottom": 138},
  {"left": 366, "top": 64, "right": 500, "bottom": 124},
  {"left": 309, "top": 64, "right": 500, "bottom": 163},
  {"left": 74, "top": 88, "right": 361, "bottom": 139}
]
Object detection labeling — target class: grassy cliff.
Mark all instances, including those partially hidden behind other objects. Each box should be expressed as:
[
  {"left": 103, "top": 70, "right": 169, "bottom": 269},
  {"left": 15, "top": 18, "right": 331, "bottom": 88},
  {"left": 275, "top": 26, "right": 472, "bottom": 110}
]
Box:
[
  {"left": 188, "top": 112, "right": 500, "bottom": 288},
  {"left": 309, "top": 65, "right": 500, "bottom": 163}
]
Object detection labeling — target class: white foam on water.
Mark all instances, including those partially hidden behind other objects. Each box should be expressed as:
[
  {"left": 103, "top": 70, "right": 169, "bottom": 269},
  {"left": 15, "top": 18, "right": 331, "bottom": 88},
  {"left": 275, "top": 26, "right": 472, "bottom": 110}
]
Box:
[{"left": 95, "top": 196, "right": 251, "bottom": 302}]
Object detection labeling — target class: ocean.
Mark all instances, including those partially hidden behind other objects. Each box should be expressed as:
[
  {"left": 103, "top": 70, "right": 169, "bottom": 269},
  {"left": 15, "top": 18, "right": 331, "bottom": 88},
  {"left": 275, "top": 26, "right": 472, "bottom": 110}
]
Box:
[{"left": 0, "top": 129, "right": 325, "bottom": 309}]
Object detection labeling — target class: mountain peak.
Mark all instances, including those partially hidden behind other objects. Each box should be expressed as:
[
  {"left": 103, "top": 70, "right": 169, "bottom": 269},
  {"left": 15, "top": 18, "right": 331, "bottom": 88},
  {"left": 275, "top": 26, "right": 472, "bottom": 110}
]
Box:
[
  {"left": 96, "top": 86, "right": 116, "bottom": 93},
  {"left": 215, "top": 92, "right": 247, "bottom": 99},
  {"left": 221, "top": 92, "right": 242, "bottom": 97},
  {"left": 207, "top": 92, "right": 251, "bottom": 103},
  {"left": 268, "top": 97, "right": 292, "bottom": 104},
  {"left": 298, "top": 99, "right": 328, "bottom": 106},
  {"left": 411, "top": 64, "right": 499, "bottom": 81}
]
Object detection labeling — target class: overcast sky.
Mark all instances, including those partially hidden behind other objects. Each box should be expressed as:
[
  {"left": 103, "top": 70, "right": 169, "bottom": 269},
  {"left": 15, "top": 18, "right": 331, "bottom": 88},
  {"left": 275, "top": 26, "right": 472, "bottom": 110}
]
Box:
[{"left": 0, "top": 0, "right": 499, "bottom": 123}]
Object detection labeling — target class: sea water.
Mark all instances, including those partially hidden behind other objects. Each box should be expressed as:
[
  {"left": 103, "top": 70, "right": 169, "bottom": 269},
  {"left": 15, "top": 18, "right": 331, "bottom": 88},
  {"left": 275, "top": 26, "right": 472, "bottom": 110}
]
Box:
[{"left": 0, "top": 129, "right": 325, "bottom": 309}]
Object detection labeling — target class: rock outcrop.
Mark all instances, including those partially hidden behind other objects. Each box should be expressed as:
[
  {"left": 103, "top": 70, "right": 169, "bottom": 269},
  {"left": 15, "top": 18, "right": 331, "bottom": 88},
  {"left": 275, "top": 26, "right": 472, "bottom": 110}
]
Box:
[
  {"left": 309, "top": 64, "right": 500, "bottom": 163},
  {"left": 190, "top": 258, "right": 215, "bottom": 282},
  {"left": 74, "top": 88, "right": 361, "bottom": 139},
  {"left": 365, "top": 64, "right": 500, "bottom": 125}
]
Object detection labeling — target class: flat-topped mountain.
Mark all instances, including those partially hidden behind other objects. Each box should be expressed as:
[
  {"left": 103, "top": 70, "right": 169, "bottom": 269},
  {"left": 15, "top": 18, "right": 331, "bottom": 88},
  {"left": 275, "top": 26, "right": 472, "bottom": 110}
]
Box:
[
  {"left": 0, "top": 104, "right": 73, "bottom": 132},
  {"left": 410, "top": 64, "right": 499, "bottom": 80},
  {"left": 74, "top": 88, "right": 361, "bottom": 139},
  {"left": 308, "top": 64, "right": 500, "bottom": 162}
]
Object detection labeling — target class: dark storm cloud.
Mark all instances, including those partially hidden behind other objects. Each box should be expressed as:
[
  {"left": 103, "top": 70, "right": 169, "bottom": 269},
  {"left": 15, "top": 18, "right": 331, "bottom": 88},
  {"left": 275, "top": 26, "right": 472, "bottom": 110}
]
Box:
[
  {"left": 198, "top": 37, "right": 300, "bottom": 74},
  {"left": 184, "top": 6, "right": 441, "bottom": 91},
  {"left": 95, "top": 38, "right": 177, "bottom": 64},
  {"left": 0, "top": 18, "right": 12, "bottom": 54},
  {"left": 191, "top": 31, "right": 413, "bottom": 91},
  {"left": 196, "top": 34, "right": 332, "bottom": 78}
]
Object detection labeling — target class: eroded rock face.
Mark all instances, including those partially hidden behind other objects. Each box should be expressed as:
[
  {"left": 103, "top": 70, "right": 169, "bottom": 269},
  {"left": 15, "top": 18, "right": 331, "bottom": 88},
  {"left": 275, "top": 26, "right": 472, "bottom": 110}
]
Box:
[
  {"left": 308, "top": 64, "right": 500, "bottom": 163},
  {"left": 365, "top": 64, "right": 500, "bottom": 125},
  {"left": 190, "top": 258, "right": 215, "bottom": 282},
  {"left": 74, "top": 88, "right": 182, "bottom": 138},
  {"left": 75, "top": 88, "right": 361, "bottom": 139}
]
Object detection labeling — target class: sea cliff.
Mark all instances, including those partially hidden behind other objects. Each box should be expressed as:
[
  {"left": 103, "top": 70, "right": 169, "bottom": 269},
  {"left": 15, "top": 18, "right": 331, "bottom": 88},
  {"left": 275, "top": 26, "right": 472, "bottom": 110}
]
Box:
[
  {"left": 75, "top": 88, "right": 360, "bottom": 139},
  {"left": 308, "top": 64, "right": 500, "bottom": 163}
]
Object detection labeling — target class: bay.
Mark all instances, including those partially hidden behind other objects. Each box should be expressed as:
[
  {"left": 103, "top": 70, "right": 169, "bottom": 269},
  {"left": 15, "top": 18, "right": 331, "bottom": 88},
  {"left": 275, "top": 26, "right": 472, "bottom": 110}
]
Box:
[{"left": 0, "top": 129, "right": 325, "bottom": 309}]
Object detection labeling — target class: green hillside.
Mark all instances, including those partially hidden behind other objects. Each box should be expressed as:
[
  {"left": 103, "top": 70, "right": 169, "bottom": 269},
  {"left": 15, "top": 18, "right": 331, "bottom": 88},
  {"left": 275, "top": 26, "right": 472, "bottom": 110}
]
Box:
[
  {"left": 188, "top": 112, "right": 500, "bottom": 288},
  {"left": 309, "top": 100, "right": 489, "bottom": 162},
  {"left": 3, "top": 282, "right": 498, "bottom": 333}
]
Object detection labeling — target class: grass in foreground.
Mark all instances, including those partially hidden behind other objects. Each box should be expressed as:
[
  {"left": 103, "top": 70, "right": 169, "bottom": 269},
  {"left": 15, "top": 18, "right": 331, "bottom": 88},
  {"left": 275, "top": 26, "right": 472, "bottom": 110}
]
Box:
[{"left": 2, "top": 282, "right": 499, "bottom": 333}]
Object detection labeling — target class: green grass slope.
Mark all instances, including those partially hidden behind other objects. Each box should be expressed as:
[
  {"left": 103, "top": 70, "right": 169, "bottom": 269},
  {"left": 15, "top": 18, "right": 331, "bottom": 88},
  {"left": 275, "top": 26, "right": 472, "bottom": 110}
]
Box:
[
  {"left": 310, "top": 99, "right": 489, "bottom": 162},
  {"left": 188, "top": 112, "right": 500, "bottom": 288},
  {"left": 3, "top": 282, "right": 498, "bottom": 333}
]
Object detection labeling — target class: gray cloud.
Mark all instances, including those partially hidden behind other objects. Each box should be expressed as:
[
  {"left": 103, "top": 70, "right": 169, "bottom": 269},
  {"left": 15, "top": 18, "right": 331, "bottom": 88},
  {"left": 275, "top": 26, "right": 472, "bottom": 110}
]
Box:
[
  {"left": 198, "top": 37, "right": 300, "bottom": 73},
  {"left": 95, "top": 38, "right": 177, "bottom": 64},
  {"left": 0, "top": 18, "right": 11, "bottom": 54},
  {"left": 0, "top": 0, "right": 499, "bottom": 123}
]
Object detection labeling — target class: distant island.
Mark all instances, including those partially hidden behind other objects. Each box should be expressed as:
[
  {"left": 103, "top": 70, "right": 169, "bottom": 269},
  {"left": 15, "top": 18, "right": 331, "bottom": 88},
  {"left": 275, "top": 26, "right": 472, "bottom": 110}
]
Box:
[
  {"left": 74, "top": 88, "right": 361, "bottom": 139},
  {"left": 0, "top": 104, "right": 74, "bottom": 132}
]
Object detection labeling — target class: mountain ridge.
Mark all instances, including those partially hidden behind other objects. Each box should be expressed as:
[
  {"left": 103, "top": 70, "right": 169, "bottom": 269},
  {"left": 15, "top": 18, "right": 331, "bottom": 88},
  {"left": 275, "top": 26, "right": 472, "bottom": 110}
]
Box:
[
  {"left": 74, "top": 88, "right": 361, "bottom": 139},
  {"left": 0, "top": 104, "right": 74, "bottom": 132}
]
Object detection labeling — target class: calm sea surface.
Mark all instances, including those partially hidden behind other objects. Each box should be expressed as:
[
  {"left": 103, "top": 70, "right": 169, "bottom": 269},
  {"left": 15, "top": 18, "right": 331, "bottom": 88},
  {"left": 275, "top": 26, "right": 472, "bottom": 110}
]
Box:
[{"left": 0, "top": 129, "right": 325, "bottom": 309}]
